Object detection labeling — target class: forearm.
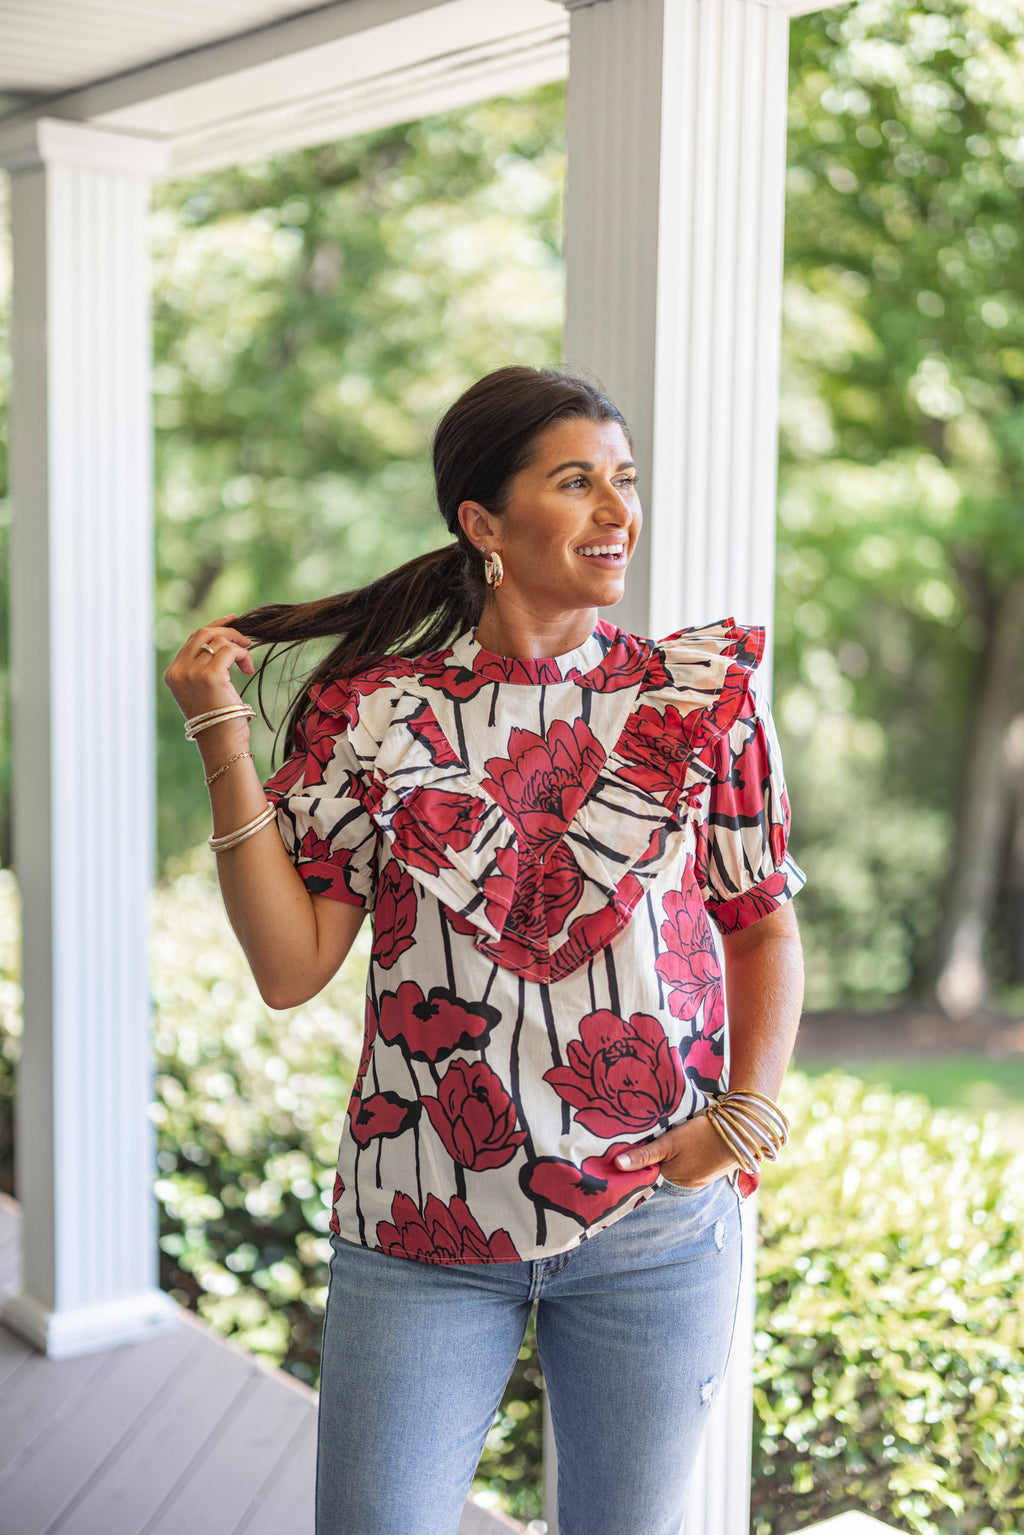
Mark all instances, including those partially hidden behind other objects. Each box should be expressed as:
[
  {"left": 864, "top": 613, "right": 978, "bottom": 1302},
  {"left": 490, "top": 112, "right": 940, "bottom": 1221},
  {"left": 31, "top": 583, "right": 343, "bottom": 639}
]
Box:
[
  {"left": 197, "top": 721, "right": 330, "bottom": 1005},
  {"left": 165, "top": 618, "right": 361, "bottom": 1009},
  {"left": 721, "top": 907, "right": 805, "bottom": 1099}
]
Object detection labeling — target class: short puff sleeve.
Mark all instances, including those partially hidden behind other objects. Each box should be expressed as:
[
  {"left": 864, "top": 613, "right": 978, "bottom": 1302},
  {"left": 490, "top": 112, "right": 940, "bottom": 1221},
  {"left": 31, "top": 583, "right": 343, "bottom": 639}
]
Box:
[
  {"left": 694, "top": 672, "right": 805, "bottom": 933},
  {"left": 264, "top": 693, "right": 378, "bottom": 910}
]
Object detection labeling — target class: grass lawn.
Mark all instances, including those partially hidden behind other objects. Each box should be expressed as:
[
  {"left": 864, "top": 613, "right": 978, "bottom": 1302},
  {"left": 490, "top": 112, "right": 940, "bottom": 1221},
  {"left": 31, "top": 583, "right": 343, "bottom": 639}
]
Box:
[{"left": 800, "top": 1055, "right": 1024, "bottom": 1149}]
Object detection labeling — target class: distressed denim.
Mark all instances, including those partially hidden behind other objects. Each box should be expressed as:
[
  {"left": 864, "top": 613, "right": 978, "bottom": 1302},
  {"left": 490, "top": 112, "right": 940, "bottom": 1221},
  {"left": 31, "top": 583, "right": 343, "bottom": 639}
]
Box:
[{"left": 315, "top": 1176, "right": 742, "bottom": 1535}]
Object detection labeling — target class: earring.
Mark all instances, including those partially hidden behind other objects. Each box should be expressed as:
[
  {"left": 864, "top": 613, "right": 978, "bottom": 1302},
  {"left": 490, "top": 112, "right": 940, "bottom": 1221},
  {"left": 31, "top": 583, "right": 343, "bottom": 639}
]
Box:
[{"left": 482, "top": 548, "right": 504, "bottom": 589}]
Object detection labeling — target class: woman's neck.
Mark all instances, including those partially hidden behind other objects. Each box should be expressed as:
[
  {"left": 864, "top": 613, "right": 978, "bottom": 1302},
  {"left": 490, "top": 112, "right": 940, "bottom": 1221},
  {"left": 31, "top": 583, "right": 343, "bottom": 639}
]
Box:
[{"left": 472, "top": 599, "right": 599, "bottom": 660}]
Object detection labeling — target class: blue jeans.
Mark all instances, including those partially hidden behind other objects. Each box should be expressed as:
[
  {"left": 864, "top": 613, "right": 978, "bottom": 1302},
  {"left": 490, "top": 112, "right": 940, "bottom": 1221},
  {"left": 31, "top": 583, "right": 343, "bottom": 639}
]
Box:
[{"left": 316, "top": 1177, "right": 742, "bottom": 1535}]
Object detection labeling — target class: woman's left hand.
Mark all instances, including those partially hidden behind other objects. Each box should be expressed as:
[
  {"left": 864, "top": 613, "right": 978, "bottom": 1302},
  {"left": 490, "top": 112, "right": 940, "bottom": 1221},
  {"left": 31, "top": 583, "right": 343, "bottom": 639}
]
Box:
[{"left": 613, "top": 1115, "right": 738, "bottom": 1190}]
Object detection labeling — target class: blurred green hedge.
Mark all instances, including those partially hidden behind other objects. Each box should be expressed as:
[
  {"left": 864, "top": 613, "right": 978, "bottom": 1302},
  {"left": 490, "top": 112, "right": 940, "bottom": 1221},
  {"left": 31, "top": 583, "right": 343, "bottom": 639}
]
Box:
[
  {"left": 754, "top": 1072, "right": 1024, "bottom": 1535},
  {"left": 1, "top": 865, "right": 1023, "bottom": 1529}
]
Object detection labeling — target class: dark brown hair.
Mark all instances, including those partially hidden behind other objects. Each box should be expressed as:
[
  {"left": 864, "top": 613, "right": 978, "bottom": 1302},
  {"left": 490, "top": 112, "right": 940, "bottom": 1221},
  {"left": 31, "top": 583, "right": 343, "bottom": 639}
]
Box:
[{"left": 239, "top": 366, "right": 630, "bottom": 752}]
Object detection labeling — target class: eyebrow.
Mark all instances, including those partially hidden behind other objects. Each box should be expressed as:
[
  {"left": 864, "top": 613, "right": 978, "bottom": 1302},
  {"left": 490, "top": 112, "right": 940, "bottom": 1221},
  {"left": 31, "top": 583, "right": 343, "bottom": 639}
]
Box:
[{"left": 545, "top": 459, "right": 637, "bottom": 478}]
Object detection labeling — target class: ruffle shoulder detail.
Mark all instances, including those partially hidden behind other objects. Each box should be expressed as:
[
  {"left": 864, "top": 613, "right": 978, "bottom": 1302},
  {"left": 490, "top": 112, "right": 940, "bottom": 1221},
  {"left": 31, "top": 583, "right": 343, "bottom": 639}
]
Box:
[
  {"left": 270, "top": 623, "right": 780, "bottom": 981},
  {"left": 608, "top": 618, "right": 765, "bottom": 816}
]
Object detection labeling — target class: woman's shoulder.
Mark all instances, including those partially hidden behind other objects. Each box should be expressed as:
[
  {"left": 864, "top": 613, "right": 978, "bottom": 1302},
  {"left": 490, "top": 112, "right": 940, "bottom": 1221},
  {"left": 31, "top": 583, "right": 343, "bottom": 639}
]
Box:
[
  {"left": 305, "top": 653, "right": 421, "bottom": 727},
  {"left": 620, "top": 617, "right": 767, "bottom": 753},
  {"left": 652, "top": 617, "right": 764, "bottom": 672}
]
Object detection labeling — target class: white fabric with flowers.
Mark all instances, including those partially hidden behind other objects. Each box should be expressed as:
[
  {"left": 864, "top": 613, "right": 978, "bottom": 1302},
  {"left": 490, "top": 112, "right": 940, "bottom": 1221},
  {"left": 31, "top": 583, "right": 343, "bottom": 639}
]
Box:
[{"left": 265, "top": 618, "right": 805, "bottom": 1264}]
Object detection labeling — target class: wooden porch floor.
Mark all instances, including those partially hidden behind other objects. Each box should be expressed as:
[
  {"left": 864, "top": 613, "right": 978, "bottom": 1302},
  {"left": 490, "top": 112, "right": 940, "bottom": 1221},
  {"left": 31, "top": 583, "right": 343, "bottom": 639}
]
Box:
[{"left": 0, "top": 1194, "right": 522, "bottom": 1535}]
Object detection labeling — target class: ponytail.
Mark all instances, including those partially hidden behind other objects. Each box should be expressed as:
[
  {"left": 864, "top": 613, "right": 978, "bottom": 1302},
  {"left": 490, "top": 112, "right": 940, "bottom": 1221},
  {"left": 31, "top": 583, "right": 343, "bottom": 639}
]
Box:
[
  {"left": 238, "top": 540, "right": 478, "bottom": 755},
  {"left": 239, "top": 366, "right": 630, "bottom": 756}
]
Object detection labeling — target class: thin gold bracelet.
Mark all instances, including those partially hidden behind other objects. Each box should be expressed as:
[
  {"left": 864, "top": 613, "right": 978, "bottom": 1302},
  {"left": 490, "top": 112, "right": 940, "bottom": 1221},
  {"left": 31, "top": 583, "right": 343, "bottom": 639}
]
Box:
[{"left": 204, "top": 750, "right": 255, "bottom": 787}]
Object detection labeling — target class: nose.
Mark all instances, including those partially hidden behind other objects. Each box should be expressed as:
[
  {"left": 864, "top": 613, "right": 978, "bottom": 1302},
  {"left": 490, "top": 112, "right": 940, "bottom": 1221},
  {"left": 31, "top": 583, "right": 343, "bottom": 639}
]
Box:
[{"left": 595, "top": 483, "right": 635, "bottom": 526}]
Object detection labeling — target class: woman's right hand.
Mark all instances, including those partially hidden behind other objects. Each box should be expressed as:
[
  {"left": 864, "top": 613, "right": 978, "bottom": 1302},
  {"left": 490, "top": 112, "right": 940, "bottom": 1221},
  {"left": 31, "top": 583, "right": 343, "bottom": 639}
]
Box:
[{"left": 163, "top": 613, "right": 256, "bottom": 725}]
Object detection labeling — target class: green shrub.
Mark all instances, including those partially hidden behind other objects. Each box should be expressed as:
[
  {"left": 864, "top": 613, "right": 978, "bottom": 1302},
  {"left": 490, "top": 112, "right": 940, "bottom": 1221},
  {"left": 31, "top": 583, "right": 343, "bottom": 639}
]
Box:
[{"left": 754, "top": 1072, "right": 1024, "bottom": 1535}]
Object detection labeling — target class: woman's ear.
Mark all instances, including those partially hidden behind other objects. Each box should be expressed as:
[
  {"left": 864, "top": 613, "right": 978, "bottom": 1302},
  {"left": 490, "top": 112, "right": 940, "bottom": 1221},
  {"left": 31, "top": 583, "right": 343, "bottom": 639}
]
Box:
[{"left": 458, "top": 501, "right": 499, "bottom": 549}]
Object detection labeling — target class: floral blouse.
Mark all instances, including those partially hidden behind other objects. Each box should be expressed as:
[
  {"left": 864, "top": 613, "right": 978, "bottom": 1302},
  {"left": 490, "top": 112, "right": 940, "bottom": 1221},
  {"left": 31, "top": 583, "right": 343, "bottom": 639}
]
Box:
[{"left": 264, "top": 618, "right": 805, "bottom": 1265}]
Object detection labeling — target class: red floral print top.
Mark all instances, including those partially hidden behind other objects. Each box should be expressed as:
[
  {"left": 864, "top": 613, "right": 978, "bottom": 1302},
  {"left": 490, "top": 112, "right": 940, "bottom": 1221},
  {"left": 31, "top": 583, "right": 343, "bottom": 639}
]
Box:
[{"left": 265, "top": 619, "right": 804, "bottom": 1265}]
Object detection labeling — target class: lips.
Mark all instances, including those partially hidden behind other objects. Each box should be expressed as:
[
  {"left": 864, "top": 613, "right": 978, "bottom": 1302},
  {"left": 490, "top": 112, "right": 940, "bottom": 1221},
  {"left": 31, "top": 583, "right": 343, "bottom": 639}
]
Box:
[{"left": 573, "top": 541, "right": 628, "bottom": 568}]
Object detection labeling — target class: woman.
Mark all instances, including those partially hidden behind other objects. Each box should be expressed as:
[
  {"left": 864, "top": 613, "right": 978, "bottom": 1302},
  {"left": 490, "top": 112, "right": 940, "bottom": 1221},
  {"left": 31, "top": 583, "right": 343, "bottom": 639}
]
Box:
[{"left": 165, "top": 366, "right": 805, "bottom": 1535}]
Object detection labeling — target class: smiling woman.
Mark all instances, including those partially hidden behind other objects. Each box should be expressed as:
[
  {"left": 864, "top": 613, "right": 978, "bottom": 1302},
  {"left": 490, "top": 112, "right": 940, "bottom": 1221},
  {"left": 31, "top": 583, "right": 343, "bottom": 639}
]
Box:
[{"left": 163, "top": 365, "right": 806, "bottom": 1535}]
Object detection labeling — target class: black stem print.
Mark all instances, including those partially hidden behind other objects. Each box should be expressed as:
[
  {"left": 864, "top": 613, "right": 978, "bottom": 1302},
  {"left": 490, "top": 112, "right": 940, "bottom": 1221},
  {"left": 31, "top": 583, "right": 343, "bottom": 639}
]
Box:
[
  {"left": 454, "top": 1164, "right": 467, "bottom": 1202},
  {"left": 510, "top": 976, "right": 546, "bottom": 1248},
  {"left": 540, "top": 985, "right": 570, "bottom": 1137},
  {"left": 414, "top": 1120, "right": 423, "bottom": 1210},
  {"left": 353, "top": 1145, "right": 366, "bottom": 1245},
  {"left": 438, "top": 906, "right": 457, "bottom": 993},
  {"left": 604, "top": 946, "right": 621, "bottom": 1016},
  {"left": 452, "top": 698, "right": 470, "bottom": 764},
  {"left": 646, "top": 892, "right": 666, "bottom": 1009}
]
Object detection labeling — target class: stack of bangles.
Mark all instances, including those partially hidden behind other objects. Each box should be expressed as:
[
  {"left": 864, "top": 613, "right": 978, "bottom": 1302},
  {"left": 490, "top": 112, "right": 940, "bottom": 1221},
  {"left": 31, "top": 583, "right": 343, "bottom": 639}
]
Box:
[
  {"left": 184, "top": 704, "right": 276, "bottom": 852},
  {"left": 699, "top": 1089, "right": 790, "bottom": 1176}
]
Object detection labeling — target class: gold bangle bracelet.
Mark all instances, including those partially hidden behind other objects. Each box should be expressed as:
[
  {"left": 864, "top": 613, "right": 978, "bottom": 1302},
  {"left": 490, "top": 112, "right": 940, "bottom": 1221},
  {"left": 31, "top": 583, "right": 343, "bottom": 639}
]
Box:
[
  {"left": 722, "top": 1089, "right": 790, "bottom": 1140},
  {"left": 208, "top": 801, "right": 276, "bottom": 852},
  {"left": 716, "top": 1105, "right": 781, "bottom": 1163},
  {"left": 703, "top": 1105, "right": 760, "bottom": 1175}
]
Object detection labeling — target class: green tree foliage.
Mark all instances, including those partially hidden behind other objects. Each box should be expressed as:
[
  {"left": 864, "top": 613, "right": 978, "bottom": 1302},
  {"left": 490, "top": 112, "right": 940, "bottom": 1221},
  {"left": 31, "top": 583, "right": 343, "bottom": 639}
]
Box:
[
  {"left": 151, "top": 89, "right": 565, "bottom": 856},
  {"left": 776, "top": 1, "right": 1024, "bottom": 1007}
]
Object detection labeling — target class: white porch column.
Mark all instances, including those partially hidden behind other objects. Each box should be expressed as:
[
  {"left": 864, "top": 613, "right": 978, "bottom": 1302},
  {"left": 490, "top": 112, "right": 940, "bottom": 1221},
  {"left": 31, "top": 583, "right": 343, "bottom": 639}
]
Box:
[
  {"left": 558, "top": 2, "right": 792, "bottom": 1533},
  {"left": 0, "top": 118, "right": 176, "bottom": 1358},
  {"left": 562, "top": 0, "right": 790, "bottom": 651}
]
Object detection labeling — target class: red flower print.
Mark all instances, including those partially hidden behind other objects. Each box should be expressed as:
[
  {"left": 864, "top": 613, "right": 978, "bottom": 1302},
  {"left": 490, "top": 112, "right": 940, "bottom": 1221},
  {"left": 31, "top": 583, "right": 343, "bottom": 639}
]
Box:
[
  {"left": 347, "top": 1090, "right": 421, "bottom": 1147},
  {"left": 523, "top": 1144, "right": 659, "bottom": 1226},
  {"left": 542, "top": 843, "right": 584, "bottom": 937},
  {"left": 297, "top": 826, "right": 341, "bottom": 866},
  {"left": 264, "top": 752, "right": 307, "bottom": 801},
  {"left": 682, "top": 1033, "right": 724, "bottom": 1089},
  {"left": 422, "top": 1060, "right": 526, "bottom": 1171},
  {"left": 711, "top": 870, "right": 790, "bottom": 933},
  {"left": 476, "top": 653, "right": 564, "bottom": 686},
  {"left": 328, "top": 1169, "right": 345, "bottom": 1235},
  {"left": 355, "top": 996, "right": 378, "bottom": 1089},
  {"left": 378, "top": 981, "right": 500, "bottom": 1062},
  {"left": 376, "top": 1192, "right": 520, "bottom": 1264},
  {"left": 484, "top": 719, "right": 605, "bottom": 857},
  {"left": 405, "top": 702, "right": 463, "bottom": 768},
  {"left": 503, "top": 858, "right": 548, "bottom": 953},
  {"left": 565, "top": 630, "right": 650, "bottom": 692},
  {"left": 654, "top": 883, "right": 724, "bottom": 1026},
  {"left": 297, "top": 705, "right": 347, "bottom": 776},
  {"left": 314, "top": 657, "right": 416, "bottom": 718},
  {"left": 443, "top": 843, "right": 519, "bottom": 940},
  {"left": 543, "top": 1009, "right": 686, "bottom": 1136},
  {"left": 388, "top": 788, "right": 484, "bottom": 877},
  {"left": 414, "top": 652, "right": 493, "bottom": 701},
  {"left": 687, "top": 663, "right": 755, "bottom": 756},
  {"left": 545, "top": 875, "right": 644, "bottom": 984},
  {"left": 372, "top": 860, "right": 418, "bottom": 969},
  {"left": 616, "top": 703, "right": 693, "bottom": 800}
]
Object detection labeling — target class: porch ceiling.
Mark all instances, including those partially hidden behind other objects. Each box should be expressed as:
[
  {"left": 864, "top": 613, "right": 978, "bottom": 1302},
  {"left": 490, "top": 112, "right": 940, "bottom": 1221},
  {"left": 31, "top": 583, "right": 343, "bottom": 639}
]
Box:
[
  {"left": 0, "top": 0, "right": 836, "bottom": 176},
  {"left": 0, "top": 0, "right": 569, "bottom": 174}
]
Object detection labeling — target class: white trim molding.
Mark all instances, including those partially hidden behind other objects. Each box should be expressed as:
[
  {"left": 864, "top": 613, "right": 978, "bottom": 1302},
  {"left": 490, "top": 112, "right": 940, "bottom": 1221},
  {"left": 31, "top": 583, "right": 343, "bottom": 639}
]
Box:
[{"left": 1, "top": 117, "right": 176, "bottom": 1358}]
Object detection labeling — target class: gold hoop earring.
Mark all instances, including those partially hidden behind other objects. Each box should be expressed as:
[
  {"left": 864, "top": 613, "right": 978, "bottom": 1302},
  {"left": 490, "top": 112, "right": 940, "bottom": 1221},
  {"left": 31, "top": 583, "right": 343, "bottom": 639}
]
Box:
[{"left": 482, "top": 549, "right": 504, "bottom": 589}]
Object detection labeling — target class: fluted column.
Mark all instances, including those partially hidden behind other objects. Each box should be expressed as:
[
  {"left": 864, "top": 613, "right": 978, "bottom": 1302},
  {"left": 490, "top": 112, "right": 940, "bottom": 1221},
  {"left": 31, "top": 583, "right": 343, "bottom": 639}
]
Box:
[
  {"left": 0, "top": 118, "right": 176, "bottom": 1357},
  {"left": 563, "top": 0, "right": 790, "bottom": 657},
  {"left": 559, "top": 4, "right": 793, "bottom": 1532}
]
